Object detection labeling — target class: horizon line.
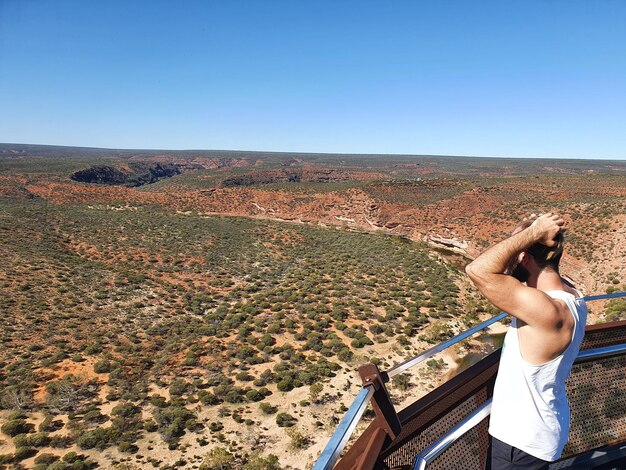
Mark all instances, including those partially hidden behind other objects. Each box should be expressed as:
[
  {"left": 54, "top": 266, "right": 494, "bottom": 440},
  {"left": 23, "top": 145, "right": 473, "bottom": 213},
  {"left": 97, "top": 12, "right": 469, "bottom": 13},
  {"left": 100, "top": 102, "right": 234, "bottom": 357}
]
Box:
[{"left": 1, "top": 141, "right": 625, "bottom": 162}]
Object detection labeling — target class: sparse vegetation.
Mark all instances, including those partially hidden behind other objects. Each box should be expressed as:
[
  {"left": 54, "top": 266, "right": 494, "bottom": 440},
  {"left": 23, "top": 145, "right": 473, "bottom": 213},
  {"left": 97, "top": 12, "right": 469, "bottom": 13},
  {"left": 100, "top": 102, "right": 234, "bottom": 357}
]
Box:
[
  {"left": 604, "top": 298, "right": 626, "bottom": 322},
  {"left": 0, "top": 149, "right": 623, "bottom": 468}
]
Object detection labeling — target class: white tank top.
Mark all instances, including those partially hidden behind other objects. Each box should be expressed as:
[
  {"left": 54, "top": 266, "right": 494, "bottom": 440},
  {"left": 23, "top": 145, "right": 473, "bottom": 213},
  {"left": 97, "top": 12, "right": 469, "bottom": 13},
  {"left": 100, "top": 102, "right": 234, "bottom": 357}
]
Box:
[{"left": 488, "top": 289, "right": 587, "bottom": 461}]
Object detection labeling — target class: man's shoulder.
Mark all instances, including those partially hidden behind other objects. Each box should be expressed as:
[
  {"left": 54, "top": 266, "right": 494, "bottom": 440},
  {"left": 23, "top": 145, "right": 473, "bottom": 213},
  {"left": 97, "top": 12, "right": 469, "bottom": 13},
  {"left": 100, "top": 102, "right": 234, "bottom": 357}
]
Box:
[
  {"left": 513, "top": 288, "right": 573, "bottom": 331},
  {"left": 542, "top": 293, "right": 576, "bottom": 331}
]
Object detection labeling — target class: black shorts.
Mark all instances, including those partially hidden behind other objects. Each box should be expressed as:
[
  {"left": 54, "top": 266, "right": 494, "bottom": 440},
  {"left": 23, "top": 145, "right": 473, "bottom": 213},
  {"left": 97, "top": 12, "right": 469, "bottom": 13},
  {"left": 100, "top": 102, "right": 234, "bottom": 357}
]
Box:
[{"left": 487, "top": 436, "right": 551, "bottom": 470}]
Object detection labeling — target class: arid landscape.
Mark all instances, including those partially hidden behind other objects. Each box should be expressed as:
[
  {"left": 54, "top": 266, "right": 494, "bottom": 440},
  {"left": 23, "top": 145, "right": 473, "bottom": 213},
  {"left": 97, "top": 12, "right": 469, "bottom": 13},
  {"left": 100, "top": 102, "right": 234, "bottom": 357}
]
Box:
[{"left": 0, "top": 144, "right": 624, "bottom": 469}]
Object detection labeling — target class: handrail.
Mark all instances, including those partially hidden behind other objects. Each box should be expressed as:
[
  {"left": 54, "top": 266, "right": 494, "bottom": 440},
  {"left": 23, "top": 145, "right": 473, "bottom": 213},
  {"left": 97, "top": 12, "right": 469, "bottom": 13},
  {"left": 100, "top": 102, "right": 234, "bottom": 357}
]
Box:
[
  {"left": 576, "top": 342, "right": 626, "bottom": 361},
  {"left": 581, "top": 291, "right": 626, "bottom": 301},
  {"left": 388, "top": 291, "right": 626, "bottom": 379},
  {"left": 313, "top": 291, "right": 625, "bottom": 470},
  {"left": 387, "top": 312, "right": 508, "bottom": 379},
  {"left": 411, "top": 341, "right": 626, "bottom": 470},
  {"left": 412, "top": 399, "right": 492, "bottom": 470},
  {"left": 312, "top": 385, "right": 376, "bottom": 470}
]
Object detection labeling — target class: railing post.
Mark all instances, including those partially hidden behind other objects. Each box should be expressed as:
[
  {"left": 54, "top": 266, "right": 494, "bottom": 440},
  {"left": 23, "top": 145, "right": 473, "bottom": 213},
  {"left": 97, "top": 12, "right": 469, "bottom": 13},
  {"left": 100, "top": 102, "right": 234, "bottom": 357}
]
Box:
[{"left": 359, "top": 363, "right": 402, "bottom": 440}]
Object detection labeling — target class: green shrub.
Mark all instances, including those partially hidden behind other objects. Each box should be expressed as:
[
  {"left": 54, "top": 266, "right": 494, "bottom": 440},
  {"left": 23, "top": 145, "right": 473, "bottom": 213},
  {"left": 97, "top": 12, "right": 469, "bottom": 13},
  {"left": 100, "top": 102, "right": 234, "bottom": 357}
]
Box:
[
  {"left": 49, "top": 434, "right": 73, "bottom": 448},
  {"left": 47, "top": 462, "right": 70, "bottom": 470},
  {"left": 111, "top": 402, "right": 140, "bottom": 418},
  {"left": 275, "top": 412, "right": 296, "bottom": 427},
  {"left": 392, "top": 374, "right": 411, "bottom": 391},
  {"left": 76, "top": 427, "right": 119, "bottom": 450},
  {"left": 13, "top": 446, "right": 38, "bottom": 461},
  {"left": 169, "top": 379, "right": 189, "bottom": 397},
  {"left": 236, "top": 371, "right": 254, "bottom": 382},
  {"left": 276, "top": 379, "right": 294, "bottom": 392},
  {"left": 62, "top": 451, "right": 80, "bottom": 463},
  {"left": 150, "top": 394, "right": 167, "bottom": 408},
  {"left": 6, "top": 411, "right": 27, "bottom": 420},
  {"left": 118, "top": 441, "right": 138, "bottom": 453},
  {"left": 34, "top": 453, "right": 60, "bottom": 464},
  {"left": 287, "top": 428, "right": 310, "bottom": 449},
  {"left": 605, "top": 299, "right": 626, "bottom": 322},
  {"left": 1, "top": 419, "right": 34, "bottom": 437},
  {"left": 39, "top": 414, "right": 63, "bottom": 432},
  {"left": 153, "top": 404, "right": 196, "bottom": 443},
  {"left": 93, "top": 360, "right": 112, "bottom": 373},
  {"left": 209, "top": 422, "right": 224, "bottom": 432},
  {"left": 259, "top": 402, "right": 277, "bottom": 415},
  {"left": 83, "top": 409, "right": 107, "bottom": 424},
  {"left": 13, "top": 432, "right": 49, "bottom": 447},
  {"left": 199, "top": 447, "right": 235, "bottom": 470},
  {"left": 245, "top": 389, "right": 263, "bottom": 402},
  {"left": 309, "top": 383, "right": 323, "bottom": 403},
  {"left": 242, "top": 452, "right": 280, "bottom": 470},
  {"left": 144, "top": 420, "right": 158, "bottom": 432},
  {"left": 198, "top": 390, "right": 222, "bottom": 406}
]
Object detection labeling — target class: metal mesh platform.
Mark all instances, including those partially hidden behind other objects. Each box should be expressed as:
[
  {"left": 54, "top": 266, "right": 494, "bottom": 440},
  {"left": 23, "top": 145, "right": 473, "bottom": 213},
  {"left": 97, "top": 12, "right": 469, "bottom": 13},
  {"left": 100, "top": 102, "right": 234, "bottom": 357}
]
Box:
[
  {"left": 379, "top": 320, "right": 626, "bottom": 469},
  {"left": 565, "top": 354, "right": 626, "bottom": 456},
  {"left": 319, "top": 297, "right": 626, "bottom": 470},
  {"left": 381, "top": 354, "right": 497, "bottom": 469}
]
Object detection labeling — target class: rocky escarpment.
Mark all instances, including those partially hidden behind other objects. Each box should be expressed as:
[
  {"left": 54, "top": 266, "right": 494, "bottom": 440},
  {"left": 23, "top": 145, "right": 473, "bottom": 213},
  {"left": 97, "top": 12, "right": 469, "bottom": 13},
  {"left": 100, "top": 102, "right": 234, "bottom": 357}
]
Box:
[
  {"left": 72, "top": 157, "right": 256, "bottom": 187},
  {"left": 221, "top": 168, "right": 378, "bottom": 187},
  {"left": 71, "top": 162, "right": 182, "bottom": 186},
  {"left": 427, "top": 234, "right": 470, "bottom": 256},
  {"left": 130, "top": 155, "right": 252, "bottom": 170}
]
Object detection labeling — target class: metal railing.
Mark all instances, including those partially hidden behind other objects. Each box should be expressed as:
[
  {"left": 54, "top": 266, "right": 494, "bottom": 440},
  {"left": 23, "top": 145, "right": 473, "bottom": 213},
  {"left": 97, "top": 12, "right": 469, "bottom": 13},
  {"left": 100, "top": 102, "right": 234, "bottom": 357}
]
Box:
[
  {"left": 313, "top": 291, "right": 626, "bottom": 470},
  {"left": 412, "top": 399, "right": 493, "bottom": 470},
  {"left": 312, "top": 386, "right": 375, "bottom": 470},
  {"left": 411, "top": 341, "right": 626, "bottom": 470},
  {"left": 579, "top": 292, "right": 626, "bottom": 301},
  {"left": 387, "top": 312, "right": 507, "bottom": 379},
  {"left": 389, "top": 291, "right": 626, "bottom": 379}
]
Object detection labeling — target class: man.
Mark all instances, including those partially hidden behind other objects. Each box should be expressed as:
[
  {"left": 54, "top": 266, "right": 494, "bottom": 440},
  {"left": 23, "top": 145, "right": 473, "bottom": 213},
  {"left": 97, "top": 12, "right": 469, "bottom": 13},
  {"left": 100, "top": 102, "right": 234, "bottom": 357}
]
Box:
[{"left": 465, "top": 213, "right": 587, "bottom": 470}]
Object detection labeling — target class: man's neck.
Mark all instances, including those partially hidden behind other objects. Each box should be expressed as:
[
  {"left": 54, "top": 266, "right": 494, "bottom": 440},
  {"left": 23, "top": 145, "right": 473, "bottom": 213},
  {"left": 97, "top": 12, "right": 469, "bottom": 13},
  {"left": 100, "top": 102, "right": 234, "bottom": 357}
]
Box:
[{"left": 527, "top": 268, "right": 566, "bottom": 293}]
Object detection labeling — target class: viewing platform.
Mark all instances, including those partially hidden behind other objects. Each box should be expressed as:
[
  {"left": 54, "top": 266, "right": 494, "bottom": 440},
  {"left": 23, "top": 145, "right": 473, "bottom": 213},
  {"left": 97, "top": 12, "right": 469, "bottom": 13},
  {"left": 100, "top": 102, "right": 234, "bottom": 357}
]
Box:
[{"left": 314, "top": 292, "right": 626, "bottom": 470}]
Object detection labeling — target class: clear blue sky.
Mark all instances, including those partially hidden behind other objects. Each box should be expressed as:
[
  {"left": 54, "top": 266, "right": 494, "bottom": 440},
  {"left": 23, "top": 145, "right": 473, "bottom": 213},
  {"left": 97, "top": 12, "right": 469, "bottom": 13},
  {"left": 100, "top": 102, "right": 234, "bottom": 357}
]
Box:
[{"left": 1, "top": 1, "right": 625, "bottom": 159}]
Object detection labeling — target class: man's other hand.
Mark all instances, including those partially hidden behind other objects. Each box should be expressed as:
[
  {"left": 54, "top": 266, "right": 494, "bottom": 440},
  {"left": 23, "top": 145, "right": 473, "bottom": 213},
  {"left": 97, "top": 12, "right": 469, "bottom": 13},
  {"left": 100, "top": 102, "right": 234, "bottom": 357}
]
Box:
[{"left": 530, "top": 213, "right": 565, "bottom": 247}]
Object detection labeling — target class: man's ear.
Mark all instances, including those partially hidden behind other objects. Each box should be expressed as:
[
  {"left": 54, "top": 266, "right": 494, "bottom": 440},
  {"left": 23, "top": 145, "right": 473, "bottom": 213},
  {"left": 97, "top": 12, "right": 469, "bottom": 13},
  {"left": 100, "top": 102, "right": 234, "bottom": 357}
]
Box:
[{"left": 521, "top": 251, "right": 538, "bottom": 269}]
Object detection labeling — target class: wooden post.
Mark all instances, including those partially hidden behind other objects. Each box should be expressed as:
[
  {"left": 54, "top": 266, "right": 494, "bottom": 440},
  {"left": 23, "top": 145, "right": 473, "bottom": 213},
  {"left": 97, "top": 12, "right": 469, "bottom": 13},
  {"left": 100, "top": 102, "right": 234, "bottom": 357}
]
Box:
[{"left": 359, "top": 363, "right": 402, "bottom": 440}]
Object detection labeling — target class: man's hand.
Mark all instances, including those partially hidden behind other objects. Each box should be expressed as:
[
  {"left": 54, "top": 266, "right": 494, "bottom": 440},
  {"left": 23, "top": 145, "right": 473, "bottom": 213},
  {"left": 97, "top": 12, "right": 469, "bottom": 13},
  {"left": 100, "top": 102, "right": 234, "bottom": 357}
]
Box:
[{"left": 529, "top": 213, "right": 565, "bottom": 247}]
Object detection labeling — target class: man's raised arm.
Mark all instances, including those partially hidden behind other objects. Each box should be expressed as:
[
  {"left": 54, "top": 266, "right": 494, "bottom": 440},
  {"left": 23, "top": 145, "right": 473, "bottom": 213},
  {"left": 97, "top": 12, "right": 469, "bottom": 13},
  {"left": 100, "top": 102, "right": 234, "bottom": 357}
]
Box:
[{"left": 465, "top": 213, "right": 564, "bottom": 329}]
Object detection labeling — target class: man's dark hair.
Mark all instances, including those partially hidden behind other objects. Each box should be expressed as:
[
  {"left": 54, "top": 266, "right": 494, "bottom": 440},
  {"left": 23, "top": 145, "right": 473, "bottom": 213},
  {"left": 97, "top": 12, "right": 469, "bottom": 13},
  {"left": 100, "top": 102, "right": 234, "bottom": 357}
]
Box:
[{"left": 517, "top": 219, "right": 565, "bottom": 272}]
